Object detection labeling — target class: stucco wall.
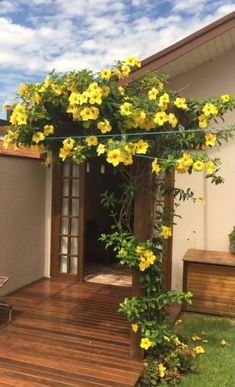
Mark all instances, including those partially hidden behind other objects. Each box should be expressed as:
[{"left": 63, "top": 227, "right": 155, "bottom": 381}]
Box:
[
  {"left": 169, "top": 49, "right": 235, "bottom": 289},
  {"left": 0, "top": 156, "right": 46, "bottom": 295}
]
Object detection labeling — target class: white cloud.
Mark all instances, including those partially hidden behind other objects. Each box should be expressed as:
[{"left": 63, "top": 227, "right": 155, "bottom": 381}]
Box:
[{"left": 0, "top": 0, "right": 17, "bottom": 15}]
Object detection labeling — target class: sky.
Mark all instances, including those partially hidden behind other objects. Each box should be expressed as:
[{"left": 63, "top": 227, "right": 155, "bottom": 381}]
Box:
[{"left": 0, "top": 0, "right": 235, "bottom": 118}]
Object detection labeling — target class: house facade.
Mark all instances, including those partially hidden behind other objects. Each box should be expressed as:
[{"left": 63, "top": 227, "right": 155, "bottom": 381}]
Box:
[
  {"left": 0, "top": 128, "right": 47, "bottom": 295},
  {"left": 1, "top": 12, "right": 235, "bottom": 296},
  {"left": 131, "top": 11, "right": 235, "bottom": 289}
]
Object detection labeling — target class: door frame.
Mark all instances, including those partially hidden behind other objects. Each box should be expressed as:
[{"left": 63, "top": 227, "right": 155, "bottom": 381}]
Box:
[{"left": 50, "top": 160, "right": 86, "bottom": 281}]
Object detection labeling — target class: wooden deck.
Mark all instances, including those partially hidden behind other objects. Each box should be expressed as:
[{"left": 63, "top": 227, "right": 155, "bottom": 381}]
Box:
[{"left": 0, "top": 279, "right": 143, "bottom": 386}]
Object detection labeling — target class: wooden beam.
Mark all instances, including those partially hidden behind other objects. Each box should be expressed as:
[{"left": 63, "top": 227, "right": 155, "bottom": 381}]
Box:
[
  {"left": 131, "top": 159, "right": 153, "bottom": 360},
  {"left": 78, "top": 163, "right": 86, "bottom": 282},
  {"left": 162, "top": 172, "right": 175, "bottom": 290}
]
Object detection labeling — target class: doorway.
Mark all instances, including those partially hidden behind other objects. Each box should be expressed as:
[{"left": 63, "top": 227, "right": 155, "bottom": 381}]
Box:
[
  {"left": 84, "top": 158, "right": 132, "bottom": 287},
  {"left": 50, "top": 158, "right": 131, "bottom": 286}
]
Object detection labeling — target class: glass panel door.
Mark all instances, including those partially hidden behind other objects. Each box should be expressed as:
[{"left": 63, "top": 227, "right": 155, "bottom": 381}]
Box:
[{"left": 51, "top": 160, "right": 85, "bottom": 279}]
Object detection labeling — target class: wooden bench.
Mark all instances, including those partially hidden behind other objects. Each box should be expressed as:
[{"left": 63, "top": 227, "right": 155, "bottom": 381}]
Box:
[
  {"left": 182, "top": 249, "right": 235, "bottom": 317},
  {"left": 0, "top": 277, "right": 12, "bottom": 323}
]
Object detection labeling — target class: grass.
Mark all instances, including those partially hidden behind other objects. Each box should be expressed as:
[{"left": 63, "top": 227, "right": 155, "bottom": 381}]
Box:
[{"left": 176, "top": 313, "right": 235, "bottom": 387}]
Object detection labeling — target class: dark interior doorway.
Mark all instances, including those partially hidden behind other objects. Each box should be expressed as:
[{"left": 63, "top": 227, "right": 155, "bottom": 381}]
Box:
[
  {"left": 85, "top": 158, "right": 122, "bottom": 265},
  {"left": 84, "top": 158, "right": 132, "bottom": 286}
]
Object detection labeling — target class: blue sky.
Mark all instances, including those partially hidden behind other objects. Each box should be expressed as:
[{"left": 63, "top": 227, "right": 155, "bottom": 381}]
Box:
[{"left": 0, "top": 0, "right": 235, "bottom": 118}]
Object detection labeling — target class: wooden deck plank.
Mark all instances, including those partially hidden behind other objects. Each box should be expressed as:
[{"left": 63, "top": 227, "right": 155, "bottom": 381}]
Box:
[{"left": 0, "top": 279, "right": 143, "bottom": 386}]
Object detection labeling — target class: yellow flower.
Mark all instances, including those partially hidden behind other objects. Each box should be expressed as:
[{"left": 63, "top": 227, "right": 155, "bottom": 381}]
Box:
[
  {"left": 59, "top": 148, "right": 70, "bottom": 161},
  {"left": 125, "top": 56, "right": 141, "bottom": 68},
  {"left": 193, "top": 346, "right": 205, "bottom": 354},
  {"left": 174, "top": 319, "right": 182, "bottom": 326},
  {"left": 97, "top": 119, "right": 112, "bottom": 133},
  {"left": 133, "top": 111, "right": 146, "bottom": 124},
  {"left": 113, "top": 68, "right": 123, "bottom": 79},
  {"left": 51, "top": 84, "right": 62, "bottom": 95},
  {"left": 43, "top": 154, "right": 53, "bottom": 166},
  {"left": 135, "top": 140, "right": 149, "bottom": 154},
  {"left": 160, "top": 226, "right": 172, "bottom": 239},
  {"left": 205, "top": 160, "right": 215, "bottom": 175},
  {"left": 32, "top": 92, "right": 40, "bottom": 105},
  {"left": 88, "top": 90, "right": 102, "bottom": 105},
  {"left": 85, "top": 136, "right": 98, "bottom": 146},
  {"left": 142, "top": 118, "right": 156, "bottom": 131},
  {"left": 44, "top": 124, "right": 54, "bottom": 136},
  {"left": 221, "top": 339, "right": 228, "bottom": 346},
  {"left": 152, "top": 158, "right": 161, "bottom": 175},
  {"left": 31, "top": 144, "right": 47, "bottom": 154},
  {"left": 153, "top": 111, "right": 168, "bottom": 126},
  {"left": 181, "top": 152, "right": 194, "bottom": 167},
  {"left": 175, "top": 161, "right": 188, "bottom": 174},
  {"left": 63, "top": 138, "right": 75, "bottom": 151},
  {"left": 158, "top": 363, "right": 166, "bottom": 378},
  {"left": 17, "top": 83, "right": 28, "bottom": 95},
  {"left": 121, "top": 64, "right": 131, "bottom": 77},
  {"left": 10, "top": 104, "right": 27, "bottom": 125},
  {"left": 192, "top": 335, "right": 202, "bottom": 341},
  {"left": 88, "top": 82, "right": 100, "bottom": 91},
  {"left": 97, "top": 143, "right": 105, "bottom": 156},
  {"left": 89, "top": 107, "right": 100, "bottom": 120},
  {"left": 79, "top": 92, "right": 89, "bottom": 105},
  {"left": 168, "top": 113, "right": 178, "bottom": 128},
  {"left": 148, "top": 87, "right": 159, "bottom": 100},
  {"left": 136, "top": 245, "right": 144, "bottom": 254},
  {"left": 102, "top": 86, "right": 110, "bottom": 97},
  {"left": 118, "top": 86, "right": 125, "bottom": 95},
  {"left": 120, "top": 102, "right": 133, "bottom": 116},
  {"left": 193, "top": 160, "right": 205, "bottom": 172},
  {"left": 69, "top": 92, "right": 81, "bottom": 105},
  {"left": 140, "top": 337, "right": 152, "bottom": 350},
  {"left": 202, "top": 103, "right": 218, "bottom": 116},
  {"left": 139, "top": 257, "right": 150, "bottom": 271},
  {"left": 131, "top": 324, "right": 138, "bottom": 333},
  {"left": 198, "top": 114, "right": 208, "bottom": 128},
  {"left": 3, "top": 130, "right": 16, "bottom": 149},
  {"left": 122, "top": 154, "right": 133, "bottom": 166},
  {"left": 159, "top": 93, "right": 170, "bottom": 109},
  {"left": 3, "top": 103, "right": 12, "bottom": 111},
  {"left": 32, "top": 131, "right": 45, "bottom": 144},
  {"left": 44, "top": 75, "right": 51, "bottom": 88},
  {"left": 221, "top": 94, "right": 231, "bottom": 103},
  {"left": 205, "top": 133, "right": 217, "bottom": 147},
  {"left": 174, "top": 97, "right": 188, "bottom": 110},
  {"left": 106, "top": 149, "right": 121, "bottom": 167},
  {"left": 100, "top": 68, "right": 112, "bottom": 80},
  {"left": 175, "top": 336, "right": 181, "bottom": 346},
  {"left": 144, "top": 250, "right": 157, "bottom": 265},
  {"left": 80, "top": 107, "right": 99, "bottom": 121}
]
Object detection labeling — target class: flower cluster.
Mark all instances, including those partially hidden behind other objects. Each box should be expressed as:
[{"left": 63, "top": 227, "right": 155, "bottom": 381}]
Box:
[{"left": 3, "top": 56, "right": 234, "bottom": 175}]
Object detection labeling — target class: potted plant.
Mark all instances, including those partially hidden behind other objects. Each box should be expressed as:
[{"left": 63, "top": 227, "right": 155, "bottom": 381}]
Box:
[{"left": 229, "top": 227, "right": 235, "bottom": 253}]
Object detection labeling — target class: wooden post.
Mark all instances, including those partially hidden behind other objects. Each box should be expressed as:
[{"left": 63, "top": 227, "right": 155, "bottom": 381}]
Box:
[
  {"left": 130, "top": 160, "right": 153, "bottom": 360},
  {"left": 162, "top": 172, "right": 175, "bottom": 290},
  {"left": 77, "top": 163, "right": 86, "bottom": 282}
]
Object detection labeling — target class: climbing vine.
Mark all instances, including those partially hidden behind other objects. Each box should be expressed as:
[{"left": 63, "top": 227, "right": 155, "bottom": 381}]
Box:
[{"left": 3, "top": 56, "right": 235, "bottom": 384}]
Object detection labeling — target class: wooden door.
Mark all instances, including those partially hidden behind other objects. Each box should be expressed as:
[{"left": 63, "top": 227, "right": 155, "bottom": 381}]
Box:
[{"left": 51, "top": 160, "right": 85, "bottom": 280}]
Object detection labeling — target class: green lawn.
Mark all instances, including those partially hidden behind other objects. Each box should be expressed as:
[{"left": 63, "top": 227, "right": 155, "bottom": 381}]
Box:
[{"left": 176, "top": 313, "right": 235, "bottom": 387}]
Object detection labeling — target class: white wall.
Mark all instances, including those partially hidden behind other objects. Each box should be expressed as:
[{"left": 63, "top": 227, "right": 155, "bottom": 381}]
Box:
[
  {"left": 0, "top": 156, "right": 46, "bottom": 295},
  {"left": 169, "top": 49, "right": 235, "bottom": 289},
  {"left": 44, "top": 167, "right": 52, "bottom": 278}
]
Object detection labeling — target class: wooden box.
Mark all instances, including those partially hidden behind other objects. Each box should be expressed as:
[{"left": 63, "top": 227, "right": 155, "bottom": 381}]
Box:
[{"left": 182, "top": 249, "right": 235, "bottom": 317}]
